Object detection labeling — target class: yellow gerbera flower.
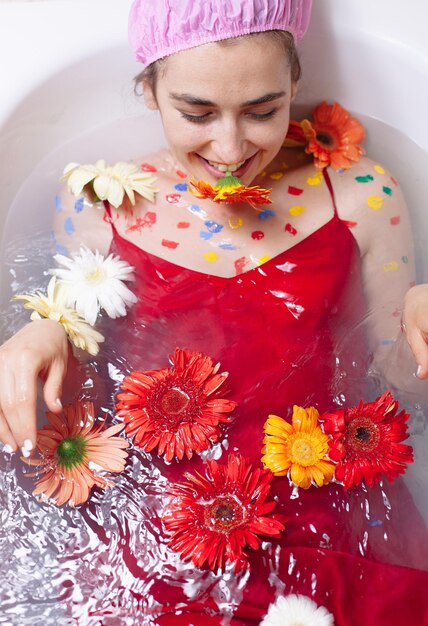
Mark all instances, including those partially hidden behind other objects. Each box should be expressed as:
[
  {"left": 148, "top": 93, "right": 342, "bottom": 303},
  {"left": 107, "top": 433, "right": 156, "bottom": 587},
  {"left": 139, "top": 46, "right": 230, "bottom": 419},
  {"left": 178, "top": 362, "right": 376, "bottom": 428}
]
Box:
[{"left": 262, "top": 406, "right": 335, "bottom": 489}]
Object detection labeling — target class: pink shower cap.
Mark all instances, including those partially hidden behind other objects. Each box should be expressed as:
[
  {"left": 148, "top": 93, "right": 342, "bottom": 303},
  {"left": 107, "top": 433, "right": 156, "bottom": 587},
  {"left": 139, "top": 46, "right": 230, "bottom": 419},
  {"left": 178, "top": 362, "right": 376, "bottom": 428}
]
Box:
[{"left": 129, "top": 0, "right": 313, "bottom": 66}]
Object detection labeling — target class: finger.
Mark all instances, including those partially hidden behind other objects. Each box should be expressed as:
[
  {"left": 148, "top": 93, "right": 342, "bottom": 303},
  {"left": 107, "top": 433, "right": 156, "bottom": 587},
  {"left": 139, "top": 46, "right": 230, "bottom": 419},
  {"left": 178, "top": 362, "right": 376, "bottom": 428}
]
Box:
[
  {"left": 43, "top": 359, "right": 66, "bottom": 414},
  {"left": 0, "top": 409, "right": 18, "bottom": 452},
  {"left": 406, "top": 330, "right": 428, "bottom": 379},
  {"left": 13, "top": 367, "right": 39, "bottom": 455}
]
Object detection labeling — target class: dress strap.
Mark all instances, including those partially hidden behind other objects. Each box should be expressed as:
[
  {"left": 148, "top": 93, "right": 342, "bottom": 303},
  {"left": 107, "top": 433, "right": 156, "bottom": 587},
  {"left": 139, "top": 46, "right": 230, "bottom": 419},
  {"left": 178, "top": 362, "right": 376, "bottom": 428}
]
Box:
[{"left": 322, "top": 169, "right": 339, "bottom": 217}]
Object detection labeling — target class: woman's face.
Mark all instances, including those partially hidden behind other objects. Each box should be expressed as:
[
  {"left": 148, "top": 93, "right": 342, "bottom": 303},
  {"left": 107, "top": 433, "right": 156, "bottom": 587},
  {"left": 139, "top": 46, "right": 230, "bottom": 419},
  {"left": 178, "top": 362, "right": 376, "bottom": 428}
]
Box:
[{"left": 144, "top": 36, "right": 296, "bottom": 186}]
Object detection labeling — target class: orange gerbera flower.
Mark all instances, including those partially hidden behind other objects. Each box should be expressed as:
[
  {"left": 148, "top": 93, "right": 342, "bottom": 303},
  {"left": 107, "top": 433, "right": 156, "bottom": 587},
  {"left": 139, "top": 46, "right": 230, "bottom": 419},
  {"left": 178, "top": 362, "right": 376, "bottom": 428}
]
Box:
[
  {"left": 189, "top": 173, "right": 272, "bottom": 211},
  {"left": 301, "top": 101, "right": 365, "bottom": 171},
  {"left": 115, "top": 348, "right": 236, "bottom": 462},
  {"left": 22, "top": 400, "right": 129, "bottom": 506},
  {"left": 262, "top": 406, "right": 335, "bottom": 489}
]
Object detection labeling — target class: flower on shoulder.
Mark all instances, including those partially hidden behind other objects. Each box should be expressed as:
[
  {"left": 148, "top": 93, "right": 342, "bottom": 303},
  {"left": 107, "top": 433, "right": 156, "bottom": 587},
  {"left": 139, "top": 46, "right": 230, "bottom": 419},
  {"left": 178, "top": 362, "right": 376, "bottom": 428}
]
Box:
[
  {"left": 22, "top": 400, "right": 129, "bottom": 506},
  {"left": 115, "top": 348, "right": 236, "bottom": 462},
  {"left": 260, "top": 593, "right": 335, "bottom": 626},
  {"left": 50, "top": 246, "right": 137, "bottom": 326},
  {"left": 262, "top": 406, "right": 335, "bottom": 489},
  {"left": 14, "top": 276, "right": 104, "bottom": 355},
  {"left": 189, "top": 173, "right": 272, "bottom": 211},
  {"left": 61, "top": 159, "right": 158, "bottom": 208},
  {"left": 283, "top": 119, "right": 307, "bottom": 148},
  {"left": 301, "top": 101, "right": 365, "bottom": 171},
  {"left": 162, "top": 453, "right": 285, "bottom": 573},
  {"left": 321, "top": 392, "right": 413, "bottom": 489}
]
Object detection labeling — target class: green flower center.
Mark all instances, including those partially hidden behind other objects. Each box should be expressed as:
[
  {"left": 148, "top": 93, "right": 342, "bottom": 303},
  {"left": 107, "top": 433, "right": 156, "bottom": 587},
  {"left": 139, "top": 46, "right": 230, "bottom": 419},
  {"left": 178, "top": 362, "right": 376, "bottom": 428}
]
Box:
[{"left": 56, "top": 435, "right": 87, "bottom": 468}]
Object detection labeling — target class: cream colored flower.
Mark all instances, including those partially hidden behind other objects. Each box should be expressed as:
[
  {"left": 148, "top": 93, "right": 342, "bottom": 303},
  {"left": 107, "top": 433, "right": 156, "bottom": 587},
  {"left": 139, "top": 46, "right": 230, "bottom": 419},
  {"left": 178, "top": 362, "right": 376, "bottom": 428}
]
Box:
[
  {"left": 260, "top": 594, "right": 335, "bottom": 626},
  {"left": 14, "top": 277, "right": 104, "bottom": 356},
  {"left": 61, "top": 159, "right": 158, "bottom": 208}
]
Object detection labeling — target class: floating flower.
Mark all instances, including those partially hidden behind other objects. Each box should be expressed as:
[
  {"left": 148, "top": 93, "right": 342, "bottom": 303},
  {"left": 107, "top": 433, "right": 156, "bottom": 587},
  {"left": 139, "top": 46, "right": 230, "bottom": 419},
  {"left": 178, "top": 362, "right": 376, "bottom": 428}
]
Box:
[
  {"left": 50, "top": 246, "right": 137, "bottom": 326},
  {"left": 321, "top": 392, "right": 413, "bottom": 489},
  {"left": 14, "top": 277, "right": 104, "bottom": 355},
  {"left": 262, "top": 406, "right": 335, "bottom": 489},
  {"left": 116, "top": 348, "right": 236, "bottom": 462},
  {"left": 61, "top": 159, "right": 158, "bottom": 208},
  {"left": 189, "top": 173, "right": 272, "bottom": 210},
  {"left": 162, "top": 453, "right": 284, "bottom": 573},
  {"left": 301, "top": 102, "right": 365, "bottom": 171},
  {"left": 260, "top": 594, "right": 335, "bottom": 626},
  {"left": 22, "top": 400, "right": 129, "bottom": 506}
]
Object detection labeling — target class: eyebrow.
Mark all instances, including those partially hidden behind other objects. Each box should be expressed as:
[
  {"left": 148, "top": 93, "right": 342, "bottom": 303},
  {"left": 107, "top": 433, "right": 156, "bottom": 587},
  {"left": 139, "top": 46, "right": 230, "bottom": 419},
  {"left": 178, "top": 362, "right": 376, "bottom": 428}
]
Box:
[{"left": 169, "top": 91, "right": 286, "bottom": 107}]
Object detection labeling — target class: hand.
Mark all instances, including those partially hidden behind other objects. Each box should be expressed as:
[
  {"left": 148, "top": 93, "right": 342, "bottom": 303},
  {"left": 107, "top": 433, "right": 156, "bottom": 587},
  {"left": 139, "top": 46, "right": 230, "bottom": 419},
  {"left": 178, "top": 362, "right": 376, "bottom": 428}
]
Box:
[
  {"left": 403, "top": 284, "right": 428, "bottom": 379},
  {"left": 0, "top": 319, "right": 70, "bottom": 454}
]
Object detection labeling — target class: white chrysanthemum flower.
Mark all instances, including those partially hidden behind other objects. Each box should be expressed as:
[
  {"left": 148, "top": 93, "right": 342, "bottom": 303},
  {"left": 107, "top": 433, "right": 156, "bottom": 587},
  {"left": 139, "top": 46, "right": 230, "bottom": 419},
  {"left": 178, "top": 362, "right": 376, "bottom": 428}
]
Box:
[
  {"left": 260, "top": 594, "right": 335, "bottom": 626},
  {"left": 61, "top": 159, "right": 158, "bottom": 208},
  {"left": 50, "top": 246, "right": 138, "bottom": 326},
  {"left": 14, "top": 277, "right": 104, "bottom": 356}
]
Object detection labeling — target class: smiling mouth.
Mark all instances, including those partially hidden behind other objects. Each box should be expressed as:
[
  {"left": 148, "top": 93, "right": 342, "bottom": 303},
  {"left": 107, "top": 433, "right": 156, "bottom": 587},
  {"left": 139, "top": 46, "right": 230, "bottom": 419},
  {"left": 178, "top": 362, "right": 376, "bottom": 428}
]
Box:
[
  {"left": 196, "top": 154, "right": 256, "bottom": 178},
  {"left": 206, "top": 159, "right": 246, "bottom": 173}
]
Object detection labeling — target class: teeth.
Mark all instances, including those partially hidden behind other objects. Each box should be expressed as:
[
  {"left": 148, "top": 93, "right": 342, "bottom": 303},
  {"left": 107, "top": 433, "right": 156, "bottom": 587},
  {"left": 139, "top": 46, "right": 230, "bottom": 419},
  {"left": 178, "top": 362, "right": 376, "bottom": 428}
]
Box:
[{"left": 208, "top": 160, "right": 245, "bottom": 173}]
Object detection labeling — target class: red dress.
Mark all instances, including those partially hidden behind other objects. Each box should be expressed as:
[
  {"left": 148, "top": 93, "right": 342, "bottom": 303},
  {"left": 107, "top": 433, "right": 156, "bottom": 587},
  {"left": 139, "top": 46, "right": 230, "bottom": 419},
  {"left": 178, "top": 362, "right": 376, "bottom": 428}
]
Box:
[{"left": 106, "top": 171, "right": 428, "bottom": 625}]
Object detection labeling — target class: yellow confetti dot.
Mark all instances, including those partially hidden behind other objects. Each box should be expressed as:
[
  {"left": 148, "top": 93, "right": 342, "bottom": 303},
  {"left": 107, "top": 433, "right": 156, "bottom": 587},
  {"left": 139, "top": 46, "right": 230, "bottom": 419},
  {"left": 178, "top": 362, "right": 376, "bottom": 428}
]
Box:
[
  {"left": 257, "top": 255, "right": 271, "bottom": 266},
  {"left": 373, "top": 164, "right": 385, "bottom": 174},
  {"left": 383, "top": 261, "right": 400, "bottom": 272},
  {"left": 203, "top": 252, "right": 219, "bottom": 263},
  {"left": 367, "top": 196, "right": 384, "bottom": 210},
  {"left": 289, "top": 205, "right": 306, "bottom": 216},
  {"left": 280, "top": 162, "right": 289, "bottom": 169},
  {"left": 306, "top": 172, "right": 323, "bottom": 186},
  {"left": 228, "top": 216, "right": 244, "bottom": 229},
  {"left": 269, "top": 172, "right": 284, "bottom": 180}
]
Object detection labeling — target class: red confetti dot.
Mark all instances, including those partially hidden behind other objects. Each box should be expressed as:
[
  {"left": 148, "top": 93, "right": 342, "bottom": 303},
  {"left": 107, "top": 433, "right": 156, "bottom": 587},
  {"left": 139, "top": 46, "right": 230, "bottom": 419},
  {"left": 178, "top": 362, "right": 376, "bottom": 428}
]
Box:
[
  {"left": 390, "top": 216, "right": 400, "bottom": 225},
  {"left": 177, "top": 221, "right": 191, "bottom": 228},
  {"left": 390, "top": 176, "right": 399, "bottom": 186},
  {"left": 288, "top": 185, "right": 304, "bottom": 196},
  {"left": 234, "top": 256, "right": 247, "bottom": 275},
  {"left": 285, "top": 223, "right": 297, "bottom": 236},
  {"left": 126, "top": 211, "right": 157, "bottom": 233},
  {"left": 176, "top": 169, "right": 188, "bottom": 179},
  {"left": 251, "top": 230, "right": 265, "bottom": 240},
  {"left": 392, "top": 308, "right": 401, "bottom": 317},
  {"left": 166, "top": 193, "right": 181, "bottom": 204},
  {"left": 141, "top": 163, "right": 157, "bottom": 172},
  {"left": 343, "top": 220, "right": 358, "bottom": 228},
  {"left": 161, "top": 239, "right": 179, "bottom": 249},
  {"left": 409, "top": 281, "right": 416, "bottom": 288}
]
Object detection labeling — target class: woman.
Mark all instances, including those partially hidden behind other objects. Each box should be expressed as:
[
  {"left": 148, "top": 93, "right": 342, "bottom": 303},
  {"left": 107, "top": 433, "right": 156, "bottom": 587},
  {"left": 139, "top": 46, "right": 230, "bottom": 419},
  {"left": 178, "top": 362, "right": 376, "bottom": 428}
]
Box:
[{"left": 0, "top": 1, "right": 427, "bottom": 623}]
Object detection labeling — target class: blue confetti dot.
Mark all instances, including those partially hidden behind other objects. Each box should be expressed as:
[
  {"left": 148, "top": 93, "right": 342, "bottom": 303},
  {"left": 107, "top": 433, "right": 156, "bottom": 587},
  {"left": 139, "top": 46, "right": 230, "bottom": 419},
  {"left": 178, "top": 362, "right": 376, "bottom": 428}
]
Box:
[
  {"left": 189, "top": 204, "right": 202, "bottom": 214},
  {"left": 258, "top": 209, "right": 276, "bottom": 220},
  {"left": 368, "top": 520, "right": 383, "bottom": 527},
  {"left": 381, "top": 339, "right": 395, "bottom": 345},
  {"left": 204, "top": 220, "right": 223, "bottom": 233},
  {"left": 55, "top": 244, "right": 69, "bottom": 256},
  {"left": 55, "top": 195, "right": 62, "bottom": 212},
  {"left": 64, "top": 217, "right": 75, "bottom": 235},
  {"left": 218, "top": 242, "right": 237, "bottom": 250},
  {"left": 74, "top": 197, "right": 85, "bottom": 213},
  {"left": 175, "top": 183, "right": 188, "bottom": 192},
  {"left": 200, "top": 231, "right": 213, "bottom": 240}
]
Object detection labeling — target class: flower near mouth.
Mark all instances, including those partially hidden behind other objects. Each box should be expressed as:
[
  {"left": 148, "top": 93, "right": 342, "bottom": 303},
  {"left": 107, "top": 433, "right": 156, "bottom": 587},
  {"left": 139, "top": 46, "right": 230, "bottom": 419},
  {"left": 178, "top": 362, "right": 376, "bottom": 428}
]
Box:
[
  {"left": 262, "top": 406, "right": 335, "bottom": 489},
  {"left": 162, "top": 453, "right": 285, "bottom": 573},
  {"left": 301, "top": 101, "right": 365, "bottom": 171},
  {"left": 260, "top": 593, "right": 335, "bottom": 626},
  {"left": 115, "top": 348, "right": 236, "bottom": 462},
  {"left": 189, "top": 172, "right": 272, "bottom": 211},
  {"left": 321, "top": 392, "right": 413, "bottom": 489},
  {"left": 61, "top": 159, "right": 159, "bottom": 208},
  {"left": 22, "top": 400, "right": 129, "bottom": 506}
]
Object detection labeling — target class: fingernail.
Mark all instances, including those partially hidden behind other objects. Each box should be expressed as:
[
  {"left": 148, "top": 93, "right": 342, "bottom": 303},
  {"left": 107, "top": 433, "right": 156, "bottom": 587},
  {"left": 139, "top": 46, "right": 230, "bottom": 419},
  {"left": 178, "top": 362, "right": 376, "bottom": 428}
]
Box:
[
  {"left": 2, "top": 444, "right": 14, "bottom": 454},
  {"left": 55, "top": 398, "right": 63, "bottom": 408},
  {"left": 21, "top": 439, "right": 34, "bottom": 458},
  {"left": 416, "top": 364, "right": 422, "bottom": 378}
]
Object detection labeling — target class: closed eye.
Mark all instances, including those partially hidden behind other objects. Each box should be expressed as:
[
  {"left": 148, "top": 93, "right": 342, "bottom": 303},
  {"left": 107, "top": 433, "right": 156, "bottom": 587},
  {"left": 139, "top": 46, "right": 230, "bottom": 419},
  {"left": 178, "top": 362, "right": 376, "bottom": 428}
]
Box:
[
  {"left": 248, "top": 109, "right": 278, "bottom": 120},
  {"left": 179, "top": 111, "right": 212, "bottom": 124}
]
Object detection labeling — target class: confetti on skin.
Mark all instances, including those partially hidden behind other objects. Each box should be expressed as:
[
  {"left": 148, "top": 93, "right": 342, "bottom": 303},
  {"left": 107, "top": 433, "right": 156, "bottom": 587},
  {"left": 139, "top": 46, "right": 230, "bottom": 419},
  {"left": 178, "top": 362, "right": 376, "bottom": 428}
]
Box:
[
  {"left": 189, "top": 204, "right": 204, "bottom": 215},
  {"left": 269, "top": 172, "right": 284, "bottom": 180},
  {"left": 204, "top": 220, "right": 223, "bottom": 234},
  {"left": 402, "top": 256, "right": 409, "bottom": 264},
  {"left": 251, "top": 231, "right": 265, "bottom": 240},
  {"left": 258, "top": 209, "right": 276, "bottom": 220},
  {"left": 218, "top": 242, "right": 238, "bottom": 250},
  {"left": 343, "top": 220, "right": 358, "bottom": 228},
  {"left": 203, "top": 251, "right": 219, "bottom": 263},
  {"left": 74, "top": 197, "right": 85, "bottom": 213},
  {"left": 141, "top": 163, "right": 157, "bottom": 172},
  {"left": 391, "top": 176, "right": 398, "bottom": 186},
  {"left": 355, "top": 175, "right": 374, "bottom": 183},
  {"left": 285, "top": 223, "right": 297, "bottom": 236},
  {"left": 368, "top": 520, "right": 383, "bottom": 527},
  {"left": 55, "top": 195, "right": 62, "bottom": 213},
  {"left": 234, "top": 256, "right": 247, "bottom": 275},
  {"left": 126, "top": 211, "right": 157, "bottom": 233},
  {"left": 383, "top": 186, "right": 393, "bottom": 196},
  {"left": 55, "top": 243, "right": 69, "bottom": 256},
  {"left": 162, "top": 239, "right": 179, "bottom": 249},
  {"left": 382, "top": 339, "right": 395, "bottom": 345},
  {"left": 200, "top": 231, "right": 213, "bottom": 240},
  {"left": 176, "top": 170, "right": 187, "bottom": 179},
  {"left": 175, "top": 183, "right": 188, "bottom": 192},
  {"left": 229, "top": 216, "right": 244, "bottom": 229},
  {"left": 64, "top": 217, "right": 74, "bottom": 235},
  {"left": 373, "top": 164, "right": 385, "bottom": 174},
  {"left": 306, "top": 172, "right": 323, "bottom": 186},
  {"left": 257, "top": 255, "right": 271, "bottom": 266},
  {"left": 288, "top": 186, "right": 304, "bottom": 196},
  {"left": 392, "top": 308, "right": 401, "bottom": 318},
  {"left": 390, "top": 216, "right": 400, "bottom": 225},
  {"left": 166, "top": 194, "right": 181, "bottom": 204},
  {"left": 410, "top": 281, "right": 416, "bottom": 288},
  {"left": 383, "top": 261, "right": 399, "bottom": 272},
  {"left": 177, "top": 221, "right": 191, "bottom": 229},
  {"left": 367, "top": 196, "right": 384, "bottom": 210},
  {"left": 289, "top": 205, "right": 306, "bottom": 216}
]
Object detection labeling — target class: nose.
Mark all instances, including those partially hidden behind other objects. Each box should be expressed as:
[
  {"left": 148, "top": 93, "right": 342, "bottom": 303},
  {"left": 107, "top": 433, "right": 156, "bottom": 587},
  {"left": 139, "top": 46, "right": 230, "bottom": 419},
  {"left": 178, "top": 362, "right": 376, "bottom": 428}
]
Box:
[{"left": 210, "top": 117, "right": 248, "bottom": 164}]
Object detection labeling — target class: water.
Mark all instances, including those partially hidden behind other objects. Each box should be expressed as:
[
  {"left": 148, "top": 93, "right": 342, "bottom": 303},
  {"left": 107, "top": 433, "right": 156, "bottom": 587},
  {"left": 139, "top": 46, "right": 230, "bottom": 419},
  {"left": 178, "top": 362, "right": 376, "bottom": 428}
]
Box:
[{"left": 1, "top": 115, "right": 428, "bottom": 625}]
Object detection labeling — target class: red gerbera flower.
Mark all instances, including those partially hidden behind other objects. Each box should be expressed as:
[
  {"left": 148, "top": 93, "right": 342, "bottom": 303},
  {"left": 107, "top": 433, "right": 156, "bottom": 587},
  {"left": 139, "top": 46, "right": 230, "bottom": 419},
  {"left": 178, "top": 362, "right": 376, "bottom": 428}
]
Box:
[
  {"left": 115, "top": 348, "right": 236, "bottom": 462},
  {"left": 162, "top": 453, "right": 285, "bottom": 573},
  {"left": 189, "top": 173, "right": 272, "bottom": 211},
  {"left": 301, "top": 101, "right": 365, "bottom": 171},
  {"left": 321, "top": 392, "right": 414, "bottom": 489}
]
